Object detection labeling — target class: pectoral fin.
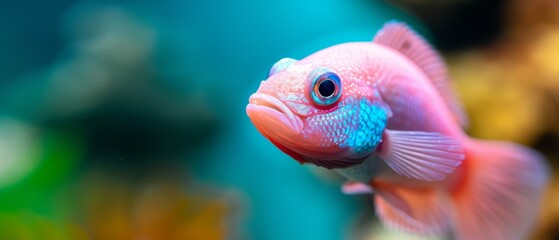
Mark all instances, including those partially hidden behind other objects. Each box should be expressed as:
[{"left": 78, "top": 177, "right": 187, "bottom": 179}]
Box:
[{"left": 379, "top": 130, "right": 465, "bottom": 181}]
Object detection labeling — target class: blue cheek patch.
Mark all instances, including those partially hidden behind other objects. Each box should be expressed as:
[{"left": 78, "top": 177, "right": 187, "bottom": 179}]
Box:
[
  {"left": 301, "top": 98, "right": 387, "bottom": 157},
  {"left": 341, "top": 99, "right": 387, "bottom": 155}
]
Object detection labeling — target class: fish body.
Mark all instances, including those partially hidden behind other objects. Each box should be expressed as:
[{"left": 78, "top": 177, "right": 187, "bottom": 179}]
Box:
[{"left": 246, "top": 21, "right": 549, "bottom": 240}]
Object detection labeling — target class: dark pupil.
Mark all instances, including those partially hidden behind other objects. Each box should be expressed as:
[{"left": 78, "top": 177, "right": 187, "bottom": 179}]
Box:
[{"left": 318, "top": 79, "right": 336, "bottom": 97}]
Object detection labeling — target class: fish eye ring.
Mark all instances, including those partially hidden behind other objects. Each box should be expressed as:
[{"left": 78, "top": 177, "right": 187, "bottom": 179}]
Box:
[{"left": 309, "top": 69, "right": 342, "bottom": 107}]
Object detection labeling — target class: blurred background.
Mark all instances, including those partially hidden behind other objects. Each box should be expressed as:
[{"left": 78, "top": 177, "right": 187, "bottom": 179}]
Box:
[{"left": 0, "top": 0, "right": 557, "bottom": 239}]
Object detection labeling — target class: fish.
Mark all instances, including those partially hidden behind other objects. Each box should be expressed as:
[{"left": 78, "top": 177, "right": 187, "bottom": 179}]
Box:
[{"left": 246, "top": 21, "right": 550, "bottom": 240}]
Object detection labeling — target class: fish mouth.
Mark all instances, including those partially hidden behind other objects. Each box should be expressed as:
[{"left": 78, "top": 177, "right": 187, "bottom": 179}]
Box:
[{"left": 246, "top": 93, "right": 303, "bottom": 134}]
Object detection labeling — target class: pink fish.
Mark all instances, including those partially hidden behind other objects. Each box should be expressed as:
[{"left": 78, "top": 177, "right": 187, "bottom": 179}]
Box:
[{"left": 246, "top": 21, "right": 550, "bottom": 239}]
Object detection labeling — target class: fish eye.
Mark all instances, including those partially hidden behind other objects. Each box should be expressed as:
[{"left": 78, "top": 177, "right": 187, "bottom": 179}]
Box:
[
  {"left": 318, "top": 79, "right": 336, "bottom": 97},
  {"left": 310, "top": 69, "right": 342, "bottom": 107}
]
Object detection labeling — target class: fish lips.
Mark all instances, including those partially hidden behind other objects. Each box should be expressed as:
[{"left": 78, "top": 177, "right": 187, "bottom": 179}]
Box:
[
  {"left": 246, "top": 93, "right": 304, "bottom": 140},
  {"left": 247, "top": 93, "right": 309, "bottom": 164}
]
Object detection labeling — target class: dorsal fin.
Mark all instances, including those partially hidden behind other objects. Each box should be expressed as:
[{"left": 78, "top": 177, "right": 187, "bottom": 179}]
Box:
[{"left": 373, "top": 21, "right": 468, "bottom": 127}]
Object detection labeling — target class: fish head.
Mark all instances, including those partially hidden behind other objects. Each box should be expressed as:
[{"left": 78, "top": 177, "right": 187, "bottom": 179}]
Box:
[{"left": 247, "top": 55, "right": 389, "bottom": 168}]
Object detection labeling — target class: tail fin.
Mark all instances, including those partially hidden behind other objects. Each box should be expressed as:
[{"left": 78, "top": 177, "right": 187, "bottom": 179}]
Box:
[{"left": 451, "top": 140, "right": 549, "bottom": 240}]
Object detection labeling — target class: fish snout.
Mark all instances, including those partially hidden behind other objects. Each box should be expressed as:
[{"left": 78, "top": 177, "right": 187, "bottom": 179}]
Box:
[{"left": 247, "top": 93, "right": 303, "bottom": 134}]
